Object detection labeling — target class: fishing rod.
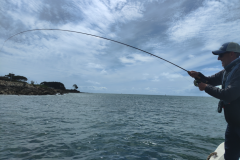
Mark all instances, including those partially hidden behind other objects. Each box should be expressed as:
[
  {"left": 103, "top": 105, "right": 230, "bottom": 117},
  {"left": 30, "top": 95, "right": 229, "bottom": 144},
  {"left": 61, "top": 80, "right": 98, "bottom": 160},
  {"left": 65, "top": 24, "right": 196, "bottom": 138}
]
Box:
[
  {"left": 0, "top": 29, "right": 207, "bottom": 86},
  {"left": 1, "top": 29, "right": 188, "bottom": 71}
]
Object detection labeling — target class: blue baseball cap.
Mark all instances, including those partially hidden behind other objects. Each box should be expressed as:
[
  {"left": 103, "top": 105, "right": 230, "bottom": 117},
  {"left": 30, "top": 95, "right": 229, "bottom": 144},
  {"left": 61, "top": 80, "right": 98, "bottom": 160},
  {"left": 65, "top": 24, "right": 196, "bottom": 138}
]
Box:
[{"left": 212, "top": 42, "right": 240, "bottom": 55}]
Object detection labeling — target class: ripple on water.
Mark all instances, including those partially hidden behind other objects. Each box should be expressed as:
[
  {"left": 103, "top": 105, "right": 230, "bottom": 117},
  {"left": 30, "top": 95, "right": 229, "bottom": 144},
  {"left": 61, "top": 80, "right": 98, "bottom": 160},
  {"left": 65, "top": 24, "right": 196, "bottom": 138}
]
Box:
[{"left": 0, "top": 94, "right": 225, "bottom": 160}]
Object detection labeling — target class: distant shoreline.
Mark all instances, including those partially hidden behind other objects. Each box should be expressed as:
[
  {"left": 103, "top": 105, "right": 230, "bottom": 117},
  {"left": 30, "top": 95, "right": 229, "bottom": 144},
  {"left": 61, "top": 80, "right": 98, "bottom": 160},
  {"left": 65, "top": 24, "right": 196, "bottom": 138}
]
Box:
[{"left": 0, "top": 80, "right": 80, "bottom": 95}]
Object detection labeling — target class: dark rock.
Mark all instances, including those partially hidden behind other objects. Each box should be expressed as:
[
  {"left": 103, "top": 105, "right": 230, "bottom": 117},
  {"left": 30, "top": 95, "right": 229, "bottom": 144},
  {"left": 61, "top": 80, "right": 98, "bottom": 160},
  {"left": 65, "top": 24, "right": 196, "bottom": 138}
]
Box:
[
  {"left": 0, "top": 80, "right": 81, "bottom": 95},
  {"left": 40, "top": 82, "right": 66, "bottom": 90}
]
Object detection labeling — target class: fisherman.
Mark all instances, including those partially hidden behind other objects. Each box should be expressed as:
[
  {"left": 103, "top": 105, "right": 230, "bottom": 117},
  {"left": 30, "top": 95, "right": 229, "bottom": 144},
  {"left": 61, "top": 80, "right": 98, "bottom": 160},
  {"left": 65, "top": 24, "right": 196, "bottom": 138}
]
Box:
[{"left": 188, "top": 42, "right": 240, "bottom": 160}]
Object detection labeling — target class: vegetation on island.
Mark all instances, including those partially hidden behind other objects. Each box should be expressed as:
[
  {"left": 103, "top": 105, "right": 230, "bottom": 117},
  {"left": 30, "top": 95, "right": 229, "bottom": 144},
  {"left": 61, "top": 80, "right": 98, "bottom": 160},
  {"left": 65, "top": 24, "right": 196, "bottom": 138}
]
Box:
[
  {"left": 1, "top": 73, "right": 28, "bottom": 82},
  {"left": 40, "top": 82, "right": 66, "bottom": 90},
  {"left": 73, "top": 84, "right": 78, "bottom": 90},
  {"left": 0, "top": 73, "right": 80, "bottom": 95}
]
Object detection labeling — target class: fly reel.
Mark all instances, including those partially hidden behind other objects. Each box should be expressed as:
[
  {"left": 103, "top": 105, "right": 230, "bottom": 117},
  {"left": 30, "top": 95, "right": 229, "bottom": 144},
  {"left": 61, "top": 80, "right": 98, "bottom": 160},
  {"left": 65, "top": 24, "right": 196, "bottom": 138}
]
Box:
[
  {"left": 193, "top": 73, "right": 209, "bottom": 87},
  {"left": 194, "top": 79, "right": 202, "bottom": 87}
]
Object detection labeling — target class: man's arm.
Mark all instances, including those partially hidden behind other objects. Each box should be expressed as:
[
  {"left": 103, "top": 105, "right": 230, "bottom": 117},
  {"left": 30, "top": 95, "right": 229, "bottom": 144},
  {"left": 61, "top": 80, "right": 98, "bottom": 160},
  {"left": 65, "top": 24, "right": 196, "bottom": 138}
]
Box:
[
  {"left": 205, "top": 70, "right": 224, "bottom": 86},
  {"left": 188, "top": 70, "right": 224, "bottom": 86},
  {"left": 205, "top": 68, "right": 240, "bottom": 102}
]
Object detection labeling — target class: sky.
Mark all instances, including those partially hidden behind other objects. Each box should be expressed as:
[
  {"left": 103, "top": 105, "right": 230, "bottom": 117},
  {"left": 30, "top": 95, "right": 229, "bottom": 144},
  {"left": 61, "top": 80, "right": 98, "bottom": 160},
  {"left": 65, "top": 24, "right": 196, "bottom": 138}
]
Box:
[{"left": 0, "top": 0, "right": 240, "bottom": 96}]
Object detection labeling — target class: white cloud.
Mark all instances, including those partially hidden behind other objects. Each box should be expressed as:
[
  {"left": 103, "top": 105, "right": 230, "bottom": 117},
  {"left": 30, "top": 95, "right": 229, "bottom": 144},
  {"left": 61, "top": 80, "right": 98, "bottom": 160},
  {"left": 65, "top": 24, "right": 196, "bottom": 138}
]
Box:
[
  {"left": 106, "top": 0, "right": 127, "bottom": 10},
  {"left": 1, "top": 0, "right": 240, "bottom": 96},
  {"left": 119, "top": 57, "right": 135, "bottom": 64},
  {"left": 100, "top": 70, "right": 107, "bottom": 74},
  {"left": 161, "top": 72, "right": 183, "bottom": 81},
  {"left": 119, "top": 54, "right": 154, "bottom": 64},
  {"left": 72, "top": 0, "right": 144, "bottom": 32},
  {"left": 119, "top": 2, "right": 144, "bottom": 21},
  {"left": 86, "top": 80, "right": 100, "bottom": 85},
  {"left": 145, "top": 87, "right": 158, "bottom": 93},
  {"left": 202, "top": 67, "right": 222, "bottom": 72},
  {"left": 80, "top": 86, "right": 107, "bottom": 90},
  {"left": 151, "top": 76, "right": 160, "bottom": 82},
  {"left": 167, "top": 0, "right": 240, "bottom": 43},
  {"left": 87, "top": 63, "right": 104, "bottom": 69},
  {"left": 188, "top": 54, "right": 194, "bottom": 58}
]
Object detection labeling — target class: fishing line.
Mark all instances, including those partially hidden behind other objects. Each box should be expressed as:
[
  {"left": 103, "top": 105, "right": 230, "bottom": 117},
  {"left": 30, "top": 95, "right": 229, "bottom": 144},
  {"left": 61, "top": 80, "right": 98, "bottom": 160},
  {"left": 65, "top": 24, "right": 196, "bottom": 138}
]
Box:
[{"left": 0, "top": 29, "right": 189, "bottom": 72}]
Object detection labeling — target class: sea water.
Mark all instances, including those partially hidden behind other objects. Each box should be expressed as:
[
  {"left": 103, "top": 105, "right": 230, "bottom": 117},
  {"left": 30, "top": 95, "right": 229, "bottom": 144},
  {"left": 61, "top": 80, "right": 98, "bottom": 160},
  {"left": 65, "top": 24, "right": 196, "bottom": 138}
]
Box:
[{"left": 0, "top": 93, "right": 226, "bottom": 160}]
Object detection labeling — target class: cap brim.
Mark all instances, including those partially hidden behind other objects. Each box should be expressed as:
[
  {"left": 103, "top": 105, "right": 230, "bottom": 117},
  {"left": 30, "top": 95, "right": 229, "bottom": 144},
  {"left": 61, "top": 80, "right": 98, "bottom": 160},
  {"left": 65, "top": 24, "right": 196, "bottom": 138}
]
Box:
[{"left": 212, "top": 50, "right": 227, "bottom": 55}]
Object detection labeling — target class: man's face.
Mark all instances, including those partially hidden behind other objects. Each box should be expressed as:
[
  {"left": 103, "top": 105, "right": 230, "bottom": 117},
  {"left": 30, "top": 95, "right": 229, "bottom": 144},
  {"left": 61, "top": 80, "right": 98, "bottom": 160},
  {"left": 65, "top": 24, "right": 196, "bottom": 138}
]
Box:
[{"left": 218, "top": 52, "right": 234, "bottom": 67}]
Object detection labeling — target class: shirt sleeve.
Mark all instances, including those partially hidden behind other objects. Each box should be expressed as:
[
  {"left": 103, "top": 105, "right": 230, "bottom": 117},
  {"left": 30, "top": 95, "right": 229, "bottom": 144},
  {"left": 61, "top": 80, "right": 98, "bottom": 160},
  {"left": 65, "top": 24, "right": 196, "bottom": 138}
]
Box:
[
  {"left": 205, "top": 70, "right": 224, "bottom": 86},
  {"left": 205, "top": 68, "right": 240, "bottom": 102}
]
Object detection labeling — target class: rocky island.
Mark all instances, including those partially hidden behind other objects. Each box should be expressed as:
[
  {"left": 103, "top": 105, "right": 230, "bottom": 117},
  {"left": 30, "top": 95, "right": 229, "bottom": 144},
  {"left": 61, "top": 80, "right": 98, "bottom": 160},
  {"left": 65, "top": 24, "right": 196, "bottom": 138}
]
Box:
[{"left": 0, "top": 73, "right": 80, "bottom": 95}]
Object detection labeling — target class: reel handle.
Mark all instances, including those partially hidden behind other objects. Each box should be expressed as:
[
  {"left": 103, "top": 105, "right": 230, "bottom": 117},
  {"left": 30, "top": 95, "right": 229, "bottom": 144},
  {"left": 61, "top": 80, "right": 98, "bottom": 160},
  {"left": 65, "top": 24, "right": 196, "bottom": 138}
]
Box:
[{"left": 194, "top": 77, "right": 208, "bottom": 87}]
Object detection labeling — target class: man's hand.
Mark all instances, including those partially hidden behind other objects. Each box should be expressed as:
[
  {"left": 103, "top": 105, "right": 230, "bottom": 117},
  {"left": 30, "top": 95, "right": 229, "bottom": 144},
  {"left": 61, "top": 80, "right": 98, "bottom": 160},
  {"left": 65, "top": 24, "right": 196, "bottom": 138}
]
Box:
[
  {"left": 188, "top": 71, "right": 200, "bottom": 78},
  {"left": 188, "top": 71, "right": 208, "bottom": 90},
  {"left": 198, "top": 82, "right": 207, "bottom": 91}
]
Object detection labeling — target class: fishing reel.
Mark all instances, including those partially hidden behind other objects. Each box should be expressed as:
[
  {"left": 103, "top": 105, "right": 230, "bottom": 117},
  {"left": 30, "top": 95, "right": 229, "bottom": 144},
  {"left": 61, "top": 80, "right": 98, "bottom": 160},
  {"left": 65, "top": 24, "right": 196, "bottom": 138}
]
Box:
[{"left": 193, "top": 73, "right": 209, "bottom": 87}]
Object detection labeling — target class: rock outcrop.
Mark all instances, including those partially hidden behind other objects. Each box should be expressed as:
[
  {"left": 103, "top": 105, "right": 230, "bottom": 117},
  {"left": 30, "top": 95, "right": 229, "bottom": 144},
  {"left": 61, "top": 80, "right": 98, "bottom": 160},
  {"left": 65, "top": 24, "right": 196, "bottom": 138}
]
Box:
[
  {"left": 0, "top": 80, "right": 79, "bottom": 95},
  {"left": 40, "top": 82, "right": 66, "bottom": 90}
]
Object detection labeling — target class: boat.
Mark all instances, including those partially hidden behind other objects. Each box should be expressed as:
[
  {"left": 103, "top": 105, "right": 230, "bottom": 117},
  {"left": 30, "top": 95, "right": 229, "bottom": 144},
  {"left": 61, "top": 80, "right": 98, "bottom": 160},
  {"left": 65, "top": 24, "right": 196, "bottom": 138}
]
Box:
[
  {"left": 207, "top": 142, "right": 224, "bottom": 160},
  {"left": 207, "top": 142, "right": 240, "bottom": 160}
]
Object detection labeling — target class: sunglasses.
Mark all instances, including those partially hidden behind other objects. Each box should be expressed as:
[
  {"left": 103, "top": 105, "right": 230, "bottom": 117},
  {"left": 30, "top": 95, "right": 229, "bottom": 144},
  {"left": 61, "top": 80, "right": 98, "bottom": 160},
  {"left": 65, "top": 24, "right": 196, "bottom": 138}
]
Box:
[{"left": 218, "top": 52, "right": 231, "bottom": 58}]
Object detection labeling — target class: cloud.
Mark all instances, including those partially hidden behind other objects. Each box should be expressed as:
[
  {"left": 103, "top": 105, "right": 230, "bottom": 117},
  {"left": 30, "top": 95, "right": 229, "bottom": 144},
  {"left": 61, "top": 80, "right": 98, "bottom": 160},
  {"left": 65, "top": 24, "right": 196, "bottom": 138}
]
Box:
[
  {"left": 161, "top": 72, "right": 183, "bottom": 81},
  {"left": 188, "top": 54, "right": 194, "bottom": 58},
  {"left": 86, "top": 80, "right": 100, "bottom": 85},
  {"left": 1, "top": 0, "right": 239, "bottom": 96},
  {"left": 100, "top": 70, "right": 107, "bottom": 74},
  {"left": 167, "top": 0, "right": 240, "bottom": 44},
  {"left": 119, "top": 54, "right": 154, "bottom": 64},
  {"left": 87, "top": 63, "right": 104, "bottom": 69},
  {"left": 119, "top": 1, "right": 144, "bottom": 21},
  {"left": 80, "top": 86, "right": 107, "bottom": 90},
  {"left": 151, "top": 76, "right": 160, "bottom": 82},
  {"left": 119, "top": 57, "right": 135, "bottom": 64},
  {"left": 202, "top": 67, "right": 222, "bottom": 72},
  {"left": 145, "top": 87, "right": 158, "bottom": 93}
]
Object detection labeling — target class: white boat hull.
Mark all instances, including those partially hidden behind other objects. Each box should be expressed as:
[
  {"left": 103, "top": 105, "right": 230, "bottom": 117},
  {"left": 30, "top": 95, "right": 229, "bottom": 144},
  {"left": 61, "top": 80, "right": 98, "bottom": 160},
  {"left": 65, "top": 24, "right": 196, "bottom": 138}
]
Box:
[
  {"left": 209, "top": 142, "right": 240, "bottom": 160},
  {"left": 209, "top": 142, "right": 225, "bottom": 160}
]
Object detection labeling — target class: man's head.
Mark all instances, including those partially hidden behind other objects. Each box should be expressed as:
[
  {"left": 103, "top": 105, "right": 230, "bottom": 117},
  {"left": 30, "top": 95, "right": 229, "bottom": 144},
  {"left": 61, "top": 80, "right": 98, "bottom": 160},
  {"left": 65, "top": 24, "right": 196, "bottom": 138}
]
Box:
[{"left": 212, "top": 42, "right": 240, "bottom": 67}]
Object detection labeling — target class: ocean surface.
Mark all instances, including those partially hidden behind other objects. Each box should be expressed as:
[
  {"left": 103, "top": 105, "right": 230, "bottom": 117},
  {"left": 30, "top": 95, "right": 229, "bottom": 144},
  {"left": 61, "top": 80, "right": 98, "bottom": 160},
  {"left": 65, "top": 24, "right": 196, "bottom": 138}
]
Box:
[{"left": 0, "top": 93, "right": 226, "bottom": 160}]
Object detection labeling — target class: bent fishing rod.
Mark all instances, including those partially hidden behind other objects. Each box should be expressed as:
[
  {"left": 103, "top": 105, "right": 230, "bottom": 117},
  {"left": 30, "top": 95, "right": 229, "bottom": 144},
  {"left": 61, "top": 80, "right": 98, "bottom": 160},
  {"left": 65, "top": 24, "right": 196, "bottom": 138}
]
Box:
[{"left": 0, "top": 29, "right": 207, "bottom": 86}]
